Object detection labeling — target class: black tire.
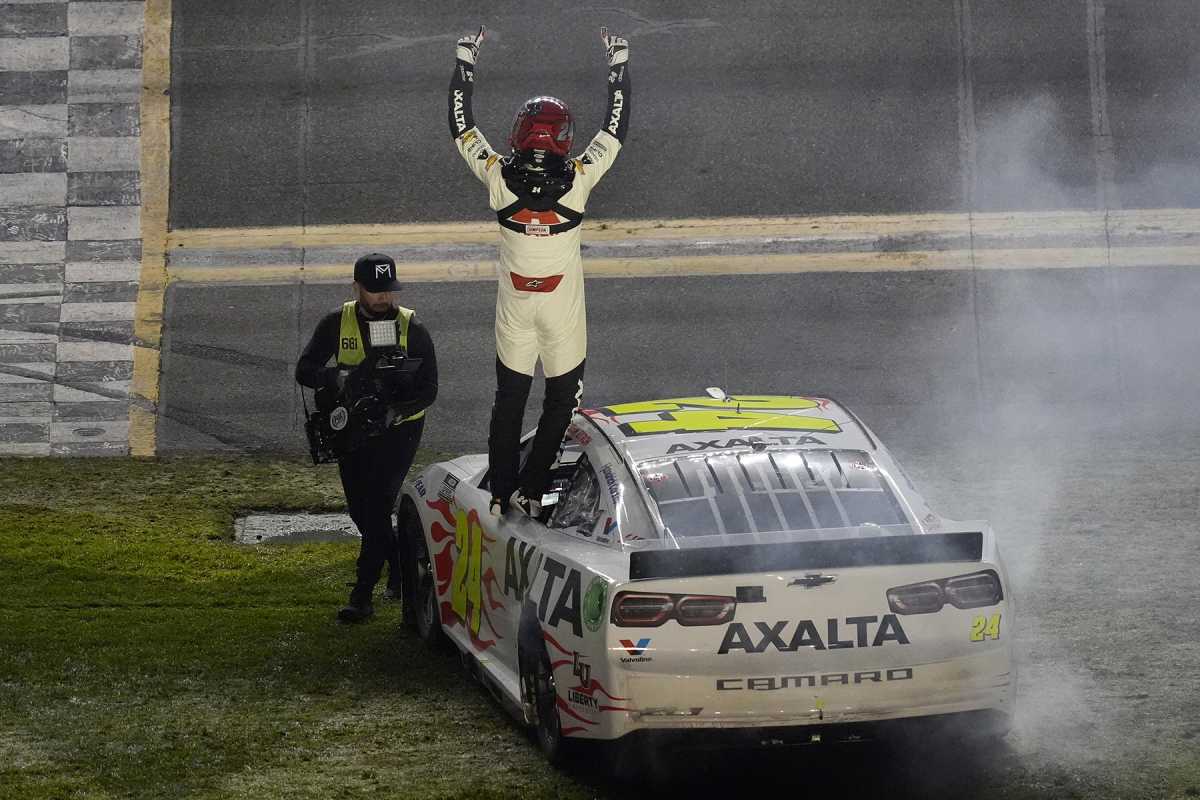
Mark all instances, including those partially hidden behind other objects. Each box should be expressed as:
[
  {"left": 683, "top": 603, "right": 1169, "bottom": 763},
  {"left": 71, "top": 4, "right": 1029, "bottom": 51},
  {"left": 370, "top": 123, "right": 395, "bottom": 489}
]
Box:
[
  {"left": 519, "top": 635, "right": 571, "bottom": 765},
  {"left": 531, "top": 643, "right": 566, "bottom": 763},
  {"left": 400, "top": 501, "right": 445, "bottom": 647}
]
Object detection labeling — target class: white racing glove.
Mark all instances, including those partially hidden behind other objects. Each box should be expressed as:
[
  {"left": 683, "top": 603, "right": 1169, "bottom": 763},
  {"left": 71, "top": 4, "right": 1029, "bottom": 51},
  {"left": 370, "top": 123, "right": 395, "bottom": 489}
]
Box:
[
  {"left": 456, "top": 25, "right": 485, "bottom": 65},
  {"left": 600, "top": 27, "right": 628, "bottom": 66}
]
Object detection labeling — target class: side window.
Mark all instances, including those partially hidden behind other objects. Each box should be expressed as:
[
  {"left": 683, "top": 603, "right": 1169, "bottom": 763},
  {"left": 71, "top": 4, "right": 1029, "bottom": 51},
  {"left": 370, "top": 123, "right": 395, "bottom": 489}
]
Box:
[{"left": 548, "top": 454, "right": 602, "bottom": 530}]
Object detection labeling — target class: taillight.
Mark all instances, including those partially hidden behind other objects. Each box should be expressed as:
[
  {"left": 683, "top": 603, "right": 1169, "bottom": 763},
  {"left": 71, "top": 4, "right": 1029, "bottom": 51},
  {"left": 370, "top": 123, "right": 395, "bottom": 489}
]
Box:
[
  {"left": 887, "top": 581, "right": 944, "bottom": 614},
  {"left": 612, "top": 592, "right": 736, "bottom": 627},
  {"left": 675, "top": 595, "right": 737, "bottom": 626},
  {"left": 887, "top": 570, "right": 1003, "bottom": 615},
  {"left": 943, "top": 571, "right": 1003, "bottom": 608},
  {"left": 612, "top": 593, "right": 674, "bottom": 626}
]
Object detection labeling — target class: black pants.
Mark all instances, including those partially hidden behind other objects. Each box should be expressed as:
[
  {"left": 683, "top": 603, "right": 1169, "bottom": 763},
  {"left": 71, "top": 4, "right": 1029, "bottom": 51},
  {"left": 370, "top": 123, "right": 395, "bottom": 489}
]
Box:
[
  {"left": 338, "top": 418, "right": 424, "bottom": 605},
  {"left": 487, "top": 357, "right": 585, "bottom": 502}
]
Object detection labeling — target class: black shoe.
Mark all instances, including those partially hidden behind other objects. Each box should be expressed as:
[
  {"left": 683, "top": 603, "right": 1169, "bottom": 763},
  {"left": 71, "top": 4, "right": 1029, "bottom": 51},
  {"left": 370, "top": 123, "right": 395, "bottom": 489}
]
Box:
[
  {"left": 337, "top": 601, "right": 375, "bottom": 623},
  {"left": 513, "top": 492, "right": 541, "bottom": 517},
  {"left": 382, "top": 585, "right": 401, "bottom": 602}
]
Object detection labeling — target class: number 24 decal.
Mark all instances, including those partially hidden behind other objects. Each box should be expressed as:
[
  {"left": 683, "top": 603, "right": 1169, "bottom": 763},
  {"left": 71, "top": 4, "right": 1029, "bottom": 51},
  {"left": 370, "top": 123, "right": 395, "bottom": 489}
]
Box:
[
  {"left": 449, "top": 508, "right": 484, "bottom": 636},
  {"left": 970, "top": 612, "right": 1002, "bottom": 642}
]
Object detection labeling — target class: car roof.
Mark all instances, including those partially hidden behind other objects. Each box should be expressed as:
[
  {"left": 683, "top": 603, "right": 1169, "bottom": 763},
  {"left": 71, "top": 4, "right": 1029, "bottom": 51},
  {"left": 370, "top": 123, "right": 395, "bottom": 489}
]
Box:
[{"left": 578, "top": 394, "right": 877, "bottom": 461}]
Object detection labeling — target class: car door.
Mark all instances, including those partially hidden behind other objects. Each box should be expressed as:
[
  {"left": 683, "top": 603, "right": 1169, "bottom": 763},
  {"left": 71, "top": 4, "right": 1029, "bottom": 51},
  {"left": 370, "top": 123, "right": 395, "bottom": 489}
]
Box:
[
  {"left": 524, "top": 450, "right": 609, "bottom": 654},
  {"left": 487, "top": 425, "right": 591, "bottom": 675}
]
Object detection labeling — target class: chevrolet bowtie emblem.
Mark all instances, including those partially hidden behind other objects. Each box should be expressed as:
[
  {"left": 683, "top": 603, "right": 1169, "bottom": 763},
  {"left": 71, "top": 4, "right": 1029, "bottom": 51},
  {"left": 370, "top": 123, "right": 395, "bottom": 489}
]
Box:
[{"left": 789, "top": 574, "right": 837, "bottom": 588}]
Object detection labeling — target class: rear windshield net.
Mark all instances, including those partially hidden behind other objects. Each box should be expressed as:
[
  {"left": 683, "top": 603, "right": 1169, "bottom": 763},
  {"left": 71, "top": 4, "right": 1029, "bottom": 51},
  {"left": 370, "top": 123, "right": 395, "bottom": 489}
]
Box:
[{"left": 638, "top": 449, "right": 909, "bottom": 538}]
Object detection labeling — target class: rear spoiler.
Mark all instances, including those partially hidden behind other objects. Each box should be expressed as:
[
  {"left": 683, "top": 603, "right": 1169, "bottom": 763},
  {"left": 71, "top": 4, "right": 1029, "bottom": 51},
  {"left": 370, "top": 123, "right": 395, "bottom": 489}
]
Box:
[{"left": 628, "top": 532, "right": 983, "bottom": 580}]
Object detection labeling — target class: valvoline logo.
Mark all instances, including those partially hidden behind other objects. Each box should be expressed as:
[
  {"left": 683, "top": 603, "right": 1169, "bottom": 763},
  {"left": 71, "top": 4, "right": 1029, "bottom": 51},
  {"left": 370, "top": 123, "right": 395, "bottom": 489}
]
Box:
[{"left": 619, "top": 638, "right": 651, "bottom": 657}]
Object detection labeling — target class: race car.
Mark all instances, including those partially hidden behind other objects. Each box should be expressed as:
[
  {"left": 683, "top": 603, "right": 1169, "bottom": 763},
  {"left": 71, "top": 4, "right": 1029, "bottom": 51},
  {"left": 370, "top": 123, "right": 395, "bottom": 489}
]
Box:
[{"left": 398, "top": 393, "right": 1014, "bottom": 762}]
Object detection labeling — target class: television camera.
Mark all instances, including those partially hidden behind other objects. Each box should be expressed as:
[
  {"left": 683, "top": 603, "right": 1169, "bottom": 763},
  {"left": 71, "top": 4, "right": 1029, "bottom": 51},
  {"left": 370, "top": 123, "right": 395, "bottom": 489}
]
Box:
[{"left": 304, "top": 319, "right": 423, "bottom": 464}]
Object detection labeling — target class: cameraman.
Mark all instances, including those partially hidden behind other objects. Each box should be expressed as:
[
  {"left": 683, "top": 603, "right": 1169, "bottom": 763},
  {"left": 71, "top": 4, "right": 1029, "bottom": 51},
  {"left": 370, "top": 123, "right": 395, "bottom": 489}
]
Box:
[{"left": 295, "top": 253, "right": 438, "bottom": 623}]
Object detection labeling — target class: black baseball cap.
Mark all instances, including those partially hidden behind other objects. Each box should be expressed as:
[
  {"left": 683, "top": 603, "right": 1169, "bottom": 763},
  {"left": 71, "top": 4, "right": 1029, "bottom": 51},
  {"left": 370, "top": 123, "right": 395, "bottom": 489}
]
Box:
[{"left": 354, "top": 253, "right": 402, "bottom": 292}]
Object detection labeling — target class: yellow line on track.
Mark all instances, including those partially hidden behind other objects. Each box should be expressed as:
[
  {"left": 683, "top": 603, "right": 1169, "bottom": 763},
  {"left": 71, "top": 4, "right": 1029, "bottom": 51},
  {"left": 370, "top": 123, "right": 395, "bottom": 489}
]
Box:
[
  {"left": 130, "top": 0, "right": 171, "bottom": 458},
  {"left": 166, "top": 246, "right": 1200, "bottom": 285},
  {"left": 166, "top": 208, "right": 1200, "bottom": 251}
]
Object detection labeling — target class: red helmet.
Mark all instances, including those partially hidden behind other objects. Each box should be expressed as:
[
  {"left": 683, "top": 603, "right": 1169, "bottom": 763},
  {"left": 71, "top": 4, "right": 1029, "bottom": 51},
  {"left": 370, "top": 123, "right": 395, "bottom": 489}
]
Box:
[{"left": 508, "top": 96, "right": 574, "bottom": 158}]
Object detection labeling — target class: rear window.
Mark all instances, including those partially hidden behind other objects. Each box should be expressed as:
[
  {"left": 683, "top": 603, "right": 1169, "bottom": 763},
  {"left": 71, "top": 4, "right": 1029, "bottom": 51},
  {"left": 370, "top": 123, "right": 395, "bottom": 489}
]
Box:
[{"left": 637, "top": 449, "right": 909, "bottom": 538}]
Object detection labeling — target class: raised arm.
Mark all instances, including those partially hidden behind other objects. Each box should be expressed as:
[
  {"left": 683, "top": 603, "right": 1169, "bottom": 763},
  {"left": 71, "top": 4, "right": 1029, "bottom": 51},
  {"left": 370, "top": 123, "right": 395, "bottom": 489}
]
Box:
[
  {"left": 574, "top": 28, "right": 630, "bottom": 188},
  {"left": 600, "top": 27, "right": 630, "bottom": 144},
  {"left": 448, "top": 26, "right": 500, "bottom": 183},
  {"left": 448, "top": 26, "right": 483, "bottom": 139}
]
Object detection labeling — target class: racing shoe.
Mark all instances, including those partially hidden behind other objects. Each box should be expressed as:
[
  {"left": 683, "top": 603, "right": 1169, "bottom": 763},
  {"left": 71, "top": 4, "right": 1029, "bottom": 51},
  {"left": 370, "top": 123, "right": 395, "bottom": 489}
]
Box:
[{"left": 513, "top": 492, "right": 541, "bottom": 518}]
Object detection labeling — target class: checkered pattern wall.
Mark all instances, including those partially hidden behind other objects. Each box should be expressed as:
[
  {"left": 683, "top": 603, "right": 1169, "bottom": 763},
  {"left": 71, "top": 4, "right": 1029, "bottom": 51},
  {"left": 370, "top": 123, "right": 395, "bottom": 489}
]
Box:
[{"left": 1, "top": 1, "right": 144, "bottom": 455}]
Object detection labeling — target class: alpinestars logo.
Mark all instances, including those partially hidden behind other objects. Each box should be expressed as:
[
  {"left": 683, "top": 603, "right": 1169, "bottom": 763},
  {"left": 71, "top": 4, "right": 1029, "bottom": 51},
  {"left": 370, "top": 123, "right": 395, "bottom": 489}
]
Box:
[{"left": 619, "top": 638, "right": 651, "bottom": 663}]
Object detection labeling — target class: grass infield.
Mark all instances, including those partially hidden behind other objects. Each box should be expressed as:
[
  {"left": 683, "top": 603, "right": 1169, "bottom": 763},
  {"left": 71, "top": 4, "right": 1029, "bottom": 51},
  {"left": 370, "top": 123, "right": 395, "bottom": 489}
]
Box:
[
  {"left": 2, "top": 456, "right": 1197, "bottom": 799},
  {"left": 0, "top": 455, "right": 588, "bottom": 800}
]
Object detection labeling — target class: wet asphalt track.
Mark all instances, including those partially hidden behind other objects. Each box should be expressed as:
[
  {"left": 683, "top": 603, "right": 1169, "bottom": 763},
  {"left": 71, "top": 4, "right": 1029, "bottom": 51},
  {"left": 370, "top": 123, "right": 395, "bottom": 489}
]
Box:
[
  {"left": 169, "top": 0, "right": 1200, "bottom": 226},
  {"left": 160, "top": 1, "right": 1200, "bottom": 796}
]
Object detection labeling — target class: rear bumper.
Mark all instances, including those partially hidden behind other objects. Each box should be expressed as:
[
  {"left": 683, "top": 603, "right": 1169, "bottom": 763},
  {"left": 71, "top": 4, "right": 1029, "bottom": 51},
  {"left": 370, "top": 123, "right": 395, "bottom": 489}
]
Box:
[
  {"left": 579, "top": 650, "right": 1014, "bottom": 739},
  {"left": 612, "top": 709, "right": 1012, "bottom": 750}
]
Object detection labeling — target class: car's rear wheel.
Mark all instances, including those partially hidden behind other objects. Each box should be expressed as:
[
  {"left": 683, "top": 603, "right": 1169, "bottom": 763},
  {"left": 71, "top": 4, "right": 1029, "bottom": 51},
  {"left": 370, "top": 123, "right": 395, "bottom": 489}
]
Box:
[
  {"left": 520, "top": 638, "right": 568, "bottom": 764},
  {"left": 533, "top": 645, "right": 564, "bottom": 761},
  {"left": 400, "top": 501, "right": 444, "bottom": 647}
]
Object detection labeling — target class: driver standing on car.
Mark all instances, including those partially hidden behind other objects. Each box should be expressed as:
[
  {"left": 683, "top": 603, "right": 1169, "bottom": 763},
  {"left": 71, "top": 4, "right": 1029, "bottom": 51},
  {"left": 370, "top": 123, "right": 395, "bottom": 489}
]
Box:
[
  {"left": 448, "top": 25, "right": 630, "bottom": 517},
  {"left": 295, "top": 254, "right": 438, "bottom": 623}
]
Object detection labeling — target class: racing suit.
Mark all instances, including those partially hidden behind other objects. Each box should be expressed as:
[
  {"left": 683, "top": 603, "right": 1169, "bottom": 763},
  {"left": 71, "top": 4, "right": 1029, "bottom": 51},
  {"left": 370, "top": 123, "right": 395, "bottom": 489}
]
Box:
[{"left": 448, "top": 43, "right": 630, "bottom": 503}]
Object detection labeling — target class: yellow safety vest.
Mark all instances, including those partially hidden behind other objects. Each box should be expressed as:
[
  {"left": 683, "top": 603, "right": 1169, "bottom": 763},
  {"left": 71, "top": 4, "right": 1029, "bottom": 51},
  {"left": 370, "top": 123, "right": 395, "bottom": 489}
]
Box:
[{"left": 337, "top": 301, "right": 425, "bottom": 423}]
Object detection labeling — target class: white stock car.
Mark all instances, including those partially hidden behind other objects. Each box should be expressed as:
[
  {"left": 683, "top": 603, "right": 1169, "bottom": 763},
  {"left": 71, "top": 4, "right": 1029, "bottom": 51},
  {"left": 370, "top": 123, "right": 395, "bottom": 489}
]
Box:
[{"left": 398, "top": 394, "right": 1014, "bottom": 762}]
